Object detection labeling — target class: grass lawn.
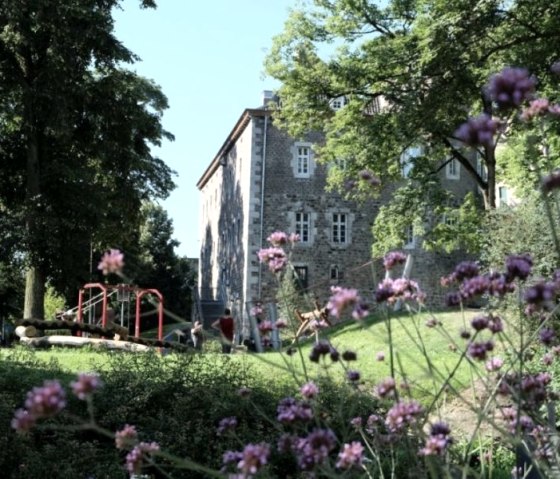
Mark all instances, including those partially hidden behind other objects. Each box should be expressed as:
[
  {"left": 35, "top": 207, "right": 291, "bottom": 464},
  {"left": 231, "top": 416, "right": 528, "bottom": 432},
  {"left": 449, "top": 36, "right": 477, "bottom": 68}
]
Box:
[{"left": 12, "top": 308, "right": 483, "bottom": 405}]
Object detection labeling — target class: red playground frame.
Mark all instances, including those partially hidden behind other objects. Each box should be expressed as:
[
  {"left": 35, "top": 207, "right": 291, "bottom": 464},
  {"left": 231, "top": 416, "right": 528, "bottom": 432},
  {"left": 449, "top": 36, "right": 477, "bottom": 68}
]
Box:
[{"left": 76, "top": 283, "right": 164, "bottom": 341}]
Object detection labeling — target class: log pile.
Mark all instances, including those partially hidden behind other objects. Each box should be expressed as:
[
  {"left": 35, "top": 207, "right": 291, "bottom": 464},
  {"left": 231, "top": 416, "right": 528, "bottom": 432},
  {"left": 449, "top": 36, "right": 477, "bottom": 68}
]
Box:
[{"left": 15, "top": 318, "right": 187, "bottom": 351}]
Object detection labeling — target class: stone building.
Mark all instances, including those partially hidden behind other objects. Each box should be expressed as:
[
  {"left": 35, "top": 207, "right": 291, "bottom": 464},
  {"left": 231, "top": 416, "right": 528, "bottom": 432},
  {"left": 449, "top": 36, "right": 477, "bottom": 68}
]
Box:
[{"left": 196, "top": 93, "right": 480, "bottom": 340}]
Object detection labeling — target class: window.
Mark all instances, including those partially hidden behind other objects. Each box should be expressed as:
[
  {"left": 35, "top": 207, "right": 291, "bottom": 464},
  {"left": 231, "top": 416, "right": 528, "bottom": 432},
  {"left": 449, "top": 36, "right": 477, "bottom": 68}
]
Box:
[
  {"left": 330, "top": 96, "right": 347, "bottom": 110},
  {"left": 297, "top": 146, "right": 310, "bottom": 176},
  {"left": 330, "top": 265, "right": 344, "bottom": 281},
  {"left": 401, "top": 146, "right": 422, "bottom": 178},
  {"left": 476, "top": 156, "right": 488, "bottom": 182},
  {"left": 403, "top": 225, "right": 415, "bottom": 249},
  {"left": 295, "top": 212, "right": 310, "bottom": 243},
  {"left": 443, "top": 214, "right": 457, "bottom": 227},
  {"left": 293, "top": 266, "right": 308, "bottom": 291},
  {"left": 498, "top": 186, "right": 509, "bottom": 206},
  {"left": 332, "top": 213, "right": 347, "bottom": 244},
  {"left": 334, "top": 158, "right": 347, "bottom": 170},
  {"left": 446, "top": 158, "right": 460, "bottom": 180}
]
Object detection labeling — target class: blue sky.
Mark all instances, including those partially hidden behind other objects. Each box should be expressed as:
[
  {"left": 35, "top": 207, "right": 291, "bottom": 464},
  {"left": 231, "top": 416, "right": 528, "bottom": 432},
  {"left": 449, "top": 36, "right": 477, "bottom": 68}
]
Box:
[{"left": 113, "top": 1, "right": 295, "bottom": 258}]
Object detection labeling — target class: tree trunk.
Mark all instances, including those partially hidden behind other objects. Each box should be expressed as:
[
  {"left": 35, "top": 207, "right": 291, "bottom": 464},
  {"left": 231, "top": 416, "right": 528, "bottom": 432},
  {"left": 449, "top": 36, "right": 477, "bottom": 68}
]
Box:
[
  {"left": 23, "top": 89, "right": 46, "bottom": 319},
  {"left": 23, "top": 267, "right": 45, "bottom": 319}
]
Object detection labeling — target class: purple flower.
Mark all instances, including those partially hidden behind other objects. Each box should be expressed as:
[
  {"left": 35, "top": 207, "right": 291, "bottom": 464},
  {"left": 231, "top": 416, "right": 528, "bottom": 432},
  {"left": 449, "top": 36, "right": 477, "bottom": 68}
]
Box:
[
  {"left": 347, "top": 370, "right": 361, "bottom": 382},
  {"left": 374, "top": 377, "right": 396, "bottom": 398},
  {"left": 376, "top": 278, "right": 424, "bottom": 304},
  {"left": 98, "top": 249, "right": 124, "bottom": 275},
  {"left": 267, "top": 231, "right": 288, "bottom": 246},
  {"left": 524, "top": 281, "right": 557, "bottom": 310},
  {"left": 11, "top": 408, "right": 36, "bottom": 433},
  {"left": 383, "top": 251, "right": 407, "bottom": 270},
  {"left": 275, "top": 318, "right": 288, "bottom": 329},
  {"left": 539, "top": 327, "right": 556, "bottom": 346},
  {"left": 327, "top": 286, "right": 368, "bottom": 320},
  {"left": 487, "top": 272, "right": 515, "bottom": 297},
  {"left": 460, "top": 275, "right": 490, "bottom": 299},
  {"left": 250, "top": 303, "right": 263, "bottom": 317},
  {"left": 542, "top": 353, "right": 554, "bottom": 366},
  {"left": 258, "top": 320, "right": 274, "bottom": 335},
  {"left": 288, "top": 232, "right": 301, "bottom": 244},
  {"left": 257, "top": 247, "right": 287, "bottom": 273},
  {"left": 71, "top": 373, "right": 102, "bottom": 400},
  {"left": 24, "top": 380, "right": 67, "bottom": 419},
  {"left": 471, "top": 315, "right": 489, "bottom": 331},
  {"left": 454, "top": 114, "right": 498, "bottom": 148},
  {"left": 350, "top": 416, "right": 363, "bottom": 429},
  {"left": 336, "top": 441, "right": 365, "bottom": 469},
  {"left": 467, "top": 340, "right": 494, "bottom": 360},
  {"left": 115, "top": 424, "right": 138, "bottom": 450},
  {"left": 300, "top": 382, "right": 319, "bottom": 399},
  {"left": 309, "top": 340, "right": 332, "bottom": 362},
  {"left": 487, "top": 67, "right": 536, "bottom": 109},
  {"left": 294, "top": 429, "right": 337, "bottom": 471},
  {"left": 237, "top": 387, "right": 251, "bottom": 398},
  {"left": 419, "top": 422, "right": 452, "bottom": 456},
  {"left": 125, "top": 442, "right": 160, "bottom": 475},
  {"left": 385, "top": 400, "right": 424, "bottom": 432},
  {"left": 376, "top": 351, "right": 385, "bottom": 362},
  {"left": 276, "top": 397, "right": 313, "bottom": 424},
  {"left": 445, "top": 291, "right": 462, "bottom": 307},
  {"left": 505, "top": 254, "right": 533, "bottom": 282},
  {"left": 217, "top": 416, "right": 238, "bottom": 435},
  {"left": 237, "top": 442, "right": 270, "bottom": 476},
  {"left": 521, "top": 98, "right": 552, "bottom": 121},
  {"left": 488, "top": 314, "right": 504, "bottom": 334},
  {"left": 486, "top": 357, "right": 504, "bottom": 372}
]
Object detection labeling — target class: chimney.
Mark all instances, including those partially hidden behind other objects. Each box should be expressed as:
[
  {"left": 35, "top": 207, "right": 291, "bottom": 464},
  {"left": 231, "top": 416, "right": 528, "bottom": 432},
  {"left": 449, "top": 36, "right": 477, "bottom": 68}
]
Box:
[{"left": 262, "top": 90, "right": 274, "bottom": 107}]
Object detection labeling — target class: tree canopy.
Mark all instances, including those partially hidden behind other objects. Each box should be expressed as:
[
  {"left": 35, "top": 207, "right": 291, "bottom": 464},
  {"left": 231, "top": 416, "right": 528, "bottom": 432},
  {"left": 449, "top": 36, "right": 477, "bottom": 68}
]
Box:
[
  {"left": 265, "top": 0, "right": 560, "bottom": 255},
  {"left": 0, "top": 0, "right": 175, "bottom": 318}
]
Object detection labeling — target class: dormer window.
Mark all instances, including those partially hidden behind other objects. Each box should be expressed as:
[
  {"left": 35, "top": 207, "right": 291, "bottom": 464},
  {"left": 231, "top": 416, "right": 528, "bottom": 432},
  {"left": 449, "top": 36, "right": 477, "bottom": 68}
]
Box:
[
  {"left": 446, "top": 158, "right": 460, "bottom": 180},
  {"left": 330, "top": 96, "right": 348, "bottom": 111}
]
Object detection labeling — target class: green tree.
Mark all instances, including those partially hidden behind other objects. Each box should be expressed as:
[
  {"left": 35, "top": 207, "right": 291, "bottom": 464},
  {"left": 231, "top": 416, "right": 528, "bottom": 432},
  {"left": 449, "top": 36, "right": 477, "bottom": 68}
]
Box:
[
  {"left": 134, "top": 203, "right": 195, "bottom": 322},
  {"left": 0, "top": 0, "right": 175, "bottom": 318},
  {"left": 265, "top": 0, "right": 560, "bottom": 253}
]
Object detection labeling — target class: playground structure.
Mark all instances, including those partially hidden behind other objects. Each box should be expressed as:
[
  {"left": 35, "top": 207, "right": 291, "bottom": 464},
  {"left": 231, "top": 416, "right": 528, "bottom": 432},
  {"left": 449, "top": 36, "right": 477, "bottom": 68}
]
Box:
[
  {"left": 15, "top": 283, "right": 179, "bottom": 351},
  {"left": 76, "top": 283, "right": 164, "bottom": 341}
]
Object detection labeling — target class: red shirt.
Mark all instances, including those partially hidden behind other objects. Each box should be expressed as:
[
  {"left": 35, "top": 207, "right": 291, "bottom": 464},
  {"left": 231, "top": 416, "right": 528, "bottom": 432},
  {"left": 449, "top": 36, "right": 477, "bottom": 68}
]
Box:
[{"left": 219, "top": 316, "right": 234, "bottom": 341}]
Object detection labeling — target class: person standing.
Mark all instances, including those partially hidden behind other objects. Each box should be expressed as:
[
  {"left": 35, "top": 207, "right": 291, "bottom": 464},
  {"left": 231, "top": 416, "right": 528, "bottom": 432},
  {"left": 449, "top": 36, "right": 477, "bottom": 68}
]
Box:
[
  {"left": 190, "top": 320, "right": 204, "bottom": 351},
  {"left": 212, "top": 308, "right": 234, "bottom": 353}
]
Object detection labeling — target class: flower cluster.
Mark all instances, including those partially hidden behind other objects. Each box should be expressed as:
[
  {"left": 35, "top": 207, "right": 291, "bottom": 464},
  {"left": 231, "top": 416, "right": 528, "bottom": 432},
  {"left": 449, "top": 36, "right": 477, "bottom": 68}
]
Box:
[
  {"left": 454, "top": 113, "right": 499, "bottom": 148},
  {"left": 115, "top": 424, "right": 138, "bottom": 450},
  {"left": 98, "top": 249, "right": 124, "bottom": 276},
  {"left": 336, "top": 441, "right": 364, "bottom": 469},
  {"left": 375, "top": 277, "right": 425, "bottom": 304},
  {"left": 257, "top": 247, "right": 288, "bottom": 273},
  {"left": 276, "top": 397, "right": 313, "bottom": 424},
  {"left": 12, "top": 380, "right": 67, "bottom": 432},
  {"left": 70, "top": 373, "right": 102, "bottom": 400},
  {"left": 385, "top": 400, "right": 423, "bottom": 432},
  {"left": 521, "top": 98, "right": 560, "bottom": 121},
  {"left": 217, "top": 416, "right": 238, "bottom": 436},
  {"left": 300, "top": 381, "right": 319, "bottom": 399},
  {"left": 420, "top": 422, "right": 453, "bottom": 456},
  {"left": 383, "top": 251, "right": 407, "bottom": 271},
  {"left": 327, "top": 286, "right": 369, "bottom": 320},
  {"left": 126, "top": 441, "right": 160, "bottom": 475},
  {"left": 487, "top": 67, "right": 536, "bottom": 109}
]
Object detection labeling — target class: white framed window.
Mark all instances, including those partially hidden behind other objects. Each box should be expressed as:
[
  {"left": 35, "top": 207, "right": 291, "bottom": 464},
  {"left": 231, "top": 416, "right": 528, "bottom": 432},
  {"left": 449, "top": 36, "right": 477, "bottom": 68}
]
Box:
[
  {"left": 476, "top": 156, "right": 488, "bottom": 182},
  {"left": 332, "top": 213, "right": 347, "bottom": 244},
  {"left": 297, "top": 146, "right": 310, "bottom": 175},
  {"left": 498, "top": 186, "right": 509, "bottom": 206},
  {"left": 330, "top": 96, "right": 347, "bottom": 111},
  {"left": 403, "top": 225, "right": 415, "bottom": 249},
  {"left": 446, "top": 158, "right": 460, "bottom": 180},
  {"left": 292, "top": 142, "right": 314, "bottom": 178},
  {"left": 295, "top": 212, "right": 310, "bottom": 243}
]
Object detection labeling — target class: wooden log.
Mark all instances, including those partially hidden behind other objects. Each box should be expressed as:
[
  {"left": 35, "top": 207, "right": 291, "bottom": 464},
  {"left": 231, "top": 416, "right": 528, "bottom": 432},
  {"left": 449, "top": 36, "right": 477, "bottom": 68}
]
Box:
[
  {"left": 19, "top": 335, "right": 150, "bottom": 352},
  {"left": 15, "top": 325, "right": 38, "bottom": 338}
]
